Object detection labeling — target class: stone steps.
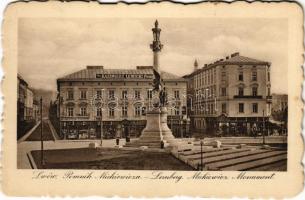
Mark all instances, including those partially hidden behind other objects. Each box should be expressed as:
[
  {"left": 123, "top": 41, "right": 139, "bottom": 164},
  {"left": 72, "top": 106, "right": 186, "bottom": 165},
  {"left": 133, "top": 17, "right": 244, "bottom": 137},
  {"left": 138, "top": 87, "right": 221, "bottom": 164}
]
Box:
[
  {"left": 249, "top": 159, "right": 287, "bottom": 171},
  {"left": 185, "top": 148, "right": 252, "bottom": 160},
  {"left": 206, "top": 150, "right": 287, "bottom": 170},
  {"left": 190, "top": 149, "right": 273, "bottom": 167},
  {"left": 180, "top": 147, "right": 232, "bottom": 156},
  {"left": 124, "top": 143, "right": 161, "bottom": 148},
  {"left": 220, "top": 154, "right": 287, "bottom": 171}
]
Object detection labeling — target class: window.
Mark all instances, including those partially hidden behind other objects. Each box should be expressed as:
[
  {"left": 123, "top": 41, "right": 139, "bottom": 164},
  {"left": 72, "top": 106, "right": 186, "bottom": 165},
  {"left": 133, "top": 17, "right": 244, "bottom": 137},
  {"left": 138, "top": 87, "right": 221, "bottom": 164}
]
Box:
[
  {"left": 221, "top": 71, "right": 226, "bottom": 81},
  {"left": 252, "top": 103, "right": 258, "bottom": 113},
  {"left": 122, "top": 106, "right": 127, "bottom": 117},
  {"left": 238, "top": 87, "right": 244, "bottom": 96},
  {"left": 252, "top": 87, "right": 258, "bottom": 96},
  {"left": 147, "top": 90, "right": 153, "bottom": 99},
  {"left": 142, "top": 107, "right": 146, "bottom": 115},
  {"left": 238, "top": 103, "right": 244, "bottom": 113},
  {"left": 175, "top": 106, "right": 180, "bottom": 115},
  {"left": 221, "top": 103, "right": 227, "bottom": 114},
  {"left": 252, "top": 71, "right": 257, "bottom": 81},
  {"left": 221, "top": 88, "right": 227, "bottom": 96},
  {"left": 108, "top": 90, "right": 115, "bottom": 100},
  {"left": 122, "top": 90, "right": 128, "bottom": 99},
  {"left": 134, "top": 90, "right": 141, "bottom": 99},
  {"left": 67, "top": 107, "right": 73, "bottom": 116},
  {"left": 67, "top": 90, "right": 74, "bottom": 100},
  {"left": 109, "top": 107, "right": 115, "bottom": 117},
  {"left": 135, "top": 105, "right": 141, "bottom": 116},
  {"left": 268, "top": 87, "right": 271, "bottom": 96},
  {"left": 268, "top": 71, "right": 270, "bottom": 81},
  {"left": 211, "top": 72, "right": 214, "bottom": 83},
  {"left": 96, "top": 90, "right": 103, "bottom": 99},
  {"left": 80, "top": 107, "right": 87, "bottom": 116},
  {"left": 80, "top": 90, "right": 87, "bottom": 99},
  {"left": 96, "top": 108, "right": 102, "bottom": 116},
  {"left": 238, "top": 71, "right": 243, "bottom": 81},
  {"left": 174, "top": 90, "right": 180, "bottom": 99}
]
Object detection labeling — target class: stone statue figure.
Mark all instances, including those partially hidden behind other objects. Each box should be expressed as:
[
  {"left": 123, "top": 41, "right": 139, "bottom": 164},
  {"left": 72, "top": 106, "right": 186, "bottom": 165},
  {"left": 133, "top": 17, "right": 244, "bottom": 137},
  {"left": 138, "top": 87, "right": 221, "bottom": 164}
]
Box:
[{"left": 152, "top": 69, "right": 167, "bottom": 107}]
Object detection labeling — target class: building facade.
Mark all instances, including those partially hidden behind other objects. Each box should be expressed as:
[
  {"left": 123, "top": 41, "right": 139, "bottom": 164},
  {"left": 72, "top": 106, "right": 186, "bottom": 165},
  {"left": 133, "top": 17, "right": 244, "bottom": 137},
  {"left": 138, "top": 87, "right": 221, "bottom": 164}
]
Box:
[
  {"left": 270, "top": 94, "right": 288, "bottom": 134},
  {"left": 17, "top": 74, "right": 38, "bottom": 122},
  {"left": 272, "top": 94, "right": 288, "bottom": 112},
  {"left": 17, "top": 74, "right": 39, "bottom": 139},
  {"left": 184, "top": 52, "right": 272, "bottom": 137},
  {"left": 56, "top": 66, "right": 187, "bottom": 139}
]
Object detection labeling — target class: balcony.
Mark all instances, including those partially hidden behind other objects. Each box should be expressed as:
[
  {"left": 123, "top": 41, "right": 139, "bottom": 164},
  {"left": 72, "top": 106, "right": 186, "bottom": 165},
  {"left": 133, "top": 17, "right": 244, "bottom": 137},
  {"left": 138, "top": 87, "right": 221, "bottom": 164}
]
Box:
[
  {"left": 266, "top": 95, "right": 272, "bottom": 103},
  {"left": 76, "top": 114, "right": 90, "bottom": 119},
  {"left": 233, "top": 95, "right": 262, "bottom": 99}
]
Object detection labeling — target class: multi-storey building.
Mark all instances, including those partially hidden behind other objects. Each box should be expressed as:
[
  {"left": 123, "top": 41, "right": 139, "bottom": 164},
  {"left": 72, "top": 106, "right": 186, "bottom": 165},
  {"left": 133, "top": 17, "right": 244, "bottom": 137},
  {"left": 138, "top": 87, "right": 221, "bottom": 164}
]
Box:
[
  {"left": 270, "top": 94, "right": 288, "bottom": 134},
  {"left": 272, "top": 94, "right": 288, "bottom": 112},
  {"left": 56, "top": 65, "right": 187, "bottom": 139},
  {"left": 17, "top": 74, "right": 37, "bottom": 121},
  {"left": 184, "top": 52, "right": 272, "bottom": 136},
  {"left": 17, "top": 74, "right": 39, "bottom": 138}
]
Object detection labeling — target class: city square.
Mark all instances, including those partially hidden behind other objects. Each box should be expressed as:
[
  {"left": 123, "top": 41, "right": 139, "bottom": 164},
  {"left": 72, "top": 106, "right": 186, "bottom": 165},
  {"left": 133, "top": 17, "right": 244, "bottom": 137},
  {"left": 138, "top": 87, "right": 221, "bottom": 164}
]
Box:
[{"left": 17, "top": 19, "right": 288, "bottom": 171}]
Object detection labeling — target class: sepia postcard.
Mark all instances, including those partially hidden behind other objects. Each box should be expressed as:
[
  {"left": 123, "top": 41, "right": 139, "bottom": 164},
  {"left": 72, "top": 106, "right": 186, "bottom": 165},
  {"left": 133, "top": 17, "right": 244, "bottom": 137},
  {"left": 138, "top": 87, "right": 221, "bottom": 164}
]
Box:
[{"left": 1, "top": 0, "right": 304, "bottom": 198}]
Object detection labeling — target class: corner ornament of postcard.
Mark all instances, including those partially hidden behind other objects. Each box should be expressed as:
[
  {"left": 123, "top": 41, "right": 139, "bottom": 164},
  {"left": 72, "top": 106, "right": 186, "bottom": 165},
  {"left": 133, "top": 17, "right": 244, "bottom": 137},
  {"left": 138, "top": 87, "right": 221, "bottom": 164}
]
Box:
[{"left": 1, "top": 1, "right": 304, "bottom": 198}]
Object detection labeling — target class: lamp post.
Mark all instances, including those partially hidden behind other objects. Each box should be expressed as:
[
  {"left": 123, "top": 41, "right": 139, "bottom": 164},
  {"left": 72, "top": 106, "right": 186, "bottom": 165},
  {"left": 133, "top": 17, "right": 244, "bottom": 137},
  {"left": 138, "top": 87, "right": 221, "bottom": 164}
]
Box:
[
  {"left": 40, "top": 97, "right": 44, "bottom": 168},
  {"left": 263, "top": 109, "right": 265, "bottom": 145},
  {"left": 171, "top": 108, "right": 173, "bottom": 130},
  {"left": 180, "top": 118, "right": 183, "bottom": 138},
  {"left": 100, "top": 89, "right": 105, "bottom": 147},
  {"left": 186, "top": 116, "right": 191, "bottom": 138},
  {"left": 100, "top": 108, "right": 103, "bottom": 146},
  {"left": 200, "top": 140, "right": 204, "bottom": 171}
]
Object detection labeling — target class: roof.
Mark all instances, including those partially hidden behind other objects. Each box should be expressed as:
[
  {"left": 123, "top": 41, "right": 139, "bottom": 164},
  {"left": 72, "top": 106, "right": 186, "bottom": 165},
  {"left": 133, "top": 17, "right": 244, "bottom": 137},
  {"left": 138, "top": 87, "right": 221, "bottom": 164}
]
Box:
[
  {"left": 57, "top": 67, "right": 185, "bottom": 82},
  {"left": 217, "top": 55, "right": 270, "bottom": 65},
  {"left": 186, "top": 53, "right": 270, "bottom": 77}
]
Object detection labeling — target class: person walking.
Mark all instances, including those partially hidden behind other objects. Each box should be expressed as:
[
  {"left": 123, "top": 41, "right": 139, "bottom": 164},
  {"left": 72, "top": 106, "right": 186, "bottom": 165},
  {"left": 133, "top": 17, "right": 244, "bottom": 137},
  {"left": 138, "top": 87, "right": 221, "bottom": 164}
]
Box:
[{"left": 115, "top": 124, "right": 122, "bottom": 146}]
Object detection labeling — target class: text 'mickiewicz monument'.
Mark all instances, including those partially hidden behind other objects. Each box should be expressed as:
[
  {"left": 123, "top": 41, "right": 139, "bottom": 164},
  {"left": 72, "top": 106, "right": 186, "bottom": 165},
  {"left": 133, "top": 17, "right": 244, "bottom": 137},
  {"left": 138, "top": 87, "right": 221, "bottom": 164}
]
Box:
[{"left": 126, "top": 20, "right": 176, "bottom": 148}]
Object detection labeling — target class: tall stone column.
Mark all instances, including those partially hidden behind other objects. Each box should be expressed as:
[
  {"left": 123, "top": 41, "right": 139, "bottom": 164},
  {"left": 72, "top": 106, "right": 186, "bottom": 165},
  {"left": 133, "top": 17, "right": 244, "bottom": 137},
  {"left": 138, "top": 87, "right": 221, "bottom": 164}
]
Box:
[
  {"left": 150, "top": 20, "right": 163, "bottom": 73},
  {"left": 124, "top": 20, "right": 176, "bottom": 149}
]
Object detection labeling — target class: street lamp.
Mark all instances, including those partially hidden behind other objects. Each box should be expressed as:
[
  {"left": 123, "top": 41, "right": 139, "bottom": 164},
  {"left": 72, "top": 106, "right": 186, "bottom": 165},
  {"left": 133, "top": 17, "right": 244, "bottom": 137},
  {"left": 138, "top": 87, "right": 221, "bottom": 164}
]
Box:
[
  {"left": 171, "top": 107, "right": 173, "bottom": 130},
  {"left": 263, "top": 109, "right": 265, "bottom": 145},
  {"left": 200, "top": 139, "right": 204, "bottom": 171},
  {"left": 100, "top": 89, "right": 105, "bottom": 147},
  {"left": 40, "top": 97, "right": 45, "bottom": 168},
  {"left": 92, "top": 89, "right": 105, "bottom": 147},
  {"left": 186, "top": 116, "right": 191, "bottom": 138},
  {"left": 180, "top": 118, "right": 183, "bottom": 138}
]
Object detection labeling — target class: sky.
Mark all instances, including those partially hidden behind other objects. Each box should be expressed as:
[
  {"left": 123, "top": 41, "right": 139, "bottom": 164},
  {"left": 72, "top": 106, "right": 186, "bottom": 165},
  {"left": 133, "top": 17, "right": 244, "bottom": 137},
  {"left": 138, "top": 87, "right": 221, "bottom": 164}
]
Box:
[{"left": 18, "top": 18, "right": 288, "bottom": 93}]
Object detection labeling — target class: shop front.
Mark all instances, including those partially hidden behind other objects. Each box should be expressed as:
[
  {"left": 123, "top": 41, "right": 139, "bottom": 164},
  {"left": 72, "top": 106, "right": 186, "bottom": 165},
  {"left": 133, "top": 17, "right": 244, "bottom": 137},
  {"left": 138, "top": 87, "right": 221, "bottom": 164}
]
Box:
[{"left": 60, "top": 119, "right": 146, "bottom": 140}]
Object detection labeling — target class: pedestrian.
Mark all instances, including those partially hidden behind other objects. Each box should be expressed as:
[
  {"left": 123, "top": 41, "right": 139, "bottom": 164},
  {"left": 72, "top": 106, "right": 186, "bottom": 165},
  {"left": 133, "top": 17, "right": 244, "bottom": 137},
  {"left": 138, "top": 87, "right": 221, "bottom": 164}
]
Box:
[{"left": 115, "top": 124, "right": 122, "bottom": 146}]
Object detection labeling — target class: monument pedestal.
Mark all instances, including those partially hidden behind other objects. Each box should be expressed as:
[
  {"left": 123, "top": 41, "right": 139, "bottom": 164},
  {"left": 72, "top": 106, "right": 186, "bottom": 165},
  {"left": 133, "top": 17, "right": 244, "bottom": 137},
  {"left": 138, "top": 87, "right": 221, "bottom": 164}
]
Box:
[{"left": 124, "top": 107, "right": 177, "bottom": 148}]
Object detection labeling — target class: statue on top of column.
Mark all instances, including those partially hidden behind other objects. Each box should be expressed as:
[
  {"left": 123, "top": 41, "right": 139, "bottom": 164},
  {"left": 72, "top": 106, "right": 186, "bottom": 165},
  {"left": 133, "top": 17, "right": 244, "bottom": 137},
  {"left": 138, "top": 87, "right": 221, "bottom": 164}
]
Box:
[{"left": 150, "top": 20, "right": 167, "bottom": 108}]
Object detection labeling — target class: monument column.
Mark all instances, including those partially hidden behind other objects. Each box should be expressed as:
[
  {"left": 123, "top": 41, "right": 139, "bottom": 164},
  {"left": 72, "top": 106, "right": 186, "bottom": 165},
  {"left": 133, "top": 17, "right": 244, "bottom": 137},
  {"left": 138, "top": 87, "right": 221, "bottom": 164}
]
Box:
[
  {"left": 125, "top": 20, "right": 176, "bottom": 149},
  {"left": 149, "top": 20, "right": 176, "bottom": 144},
  {"left": 150, "top": 20, "right": 163, "bottom": 73}
]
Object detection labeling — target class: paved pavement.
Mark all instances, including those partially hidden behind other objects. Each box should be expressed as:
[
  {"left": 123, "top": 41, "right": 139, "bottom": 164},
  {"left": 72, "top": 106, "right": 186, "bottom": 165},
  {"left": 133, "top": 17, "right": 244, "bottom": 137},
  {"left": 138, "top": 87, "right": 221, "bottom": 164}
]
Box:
[
  {"left": 195, "top": 136, "right": 287, "bottom": 144},
  {"left": 17, "top": 135, "right": 287, "bottom": 169},
  {"left": 25, "top": 119, "right": 55, "bottom": 141}
]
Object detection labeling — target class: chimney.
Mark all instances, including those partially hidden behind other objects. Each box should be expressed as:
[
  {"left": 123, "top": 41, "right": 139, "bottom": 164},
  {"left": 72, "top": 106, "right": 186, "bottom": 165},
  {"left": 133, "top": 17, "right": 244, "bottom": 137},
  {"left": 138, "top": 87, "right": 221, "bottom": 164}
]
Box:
[
  {"left": 87, "top": 66, "right": 104, "bottom": 70},
  {"left": 231, "top": 52, "right": 240, "bottom": 57},
  {"left": 204, "top": 64, "right": 207, "bottom": 67},
  {"left": 226, "top": 56, "right": 229, "bottom": 60},
  {"left": 194, "top": 59, "right": 199, "bottom": 71},
  {"left": 137, "top": 66, "right": 153, "bottom": 70}
]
